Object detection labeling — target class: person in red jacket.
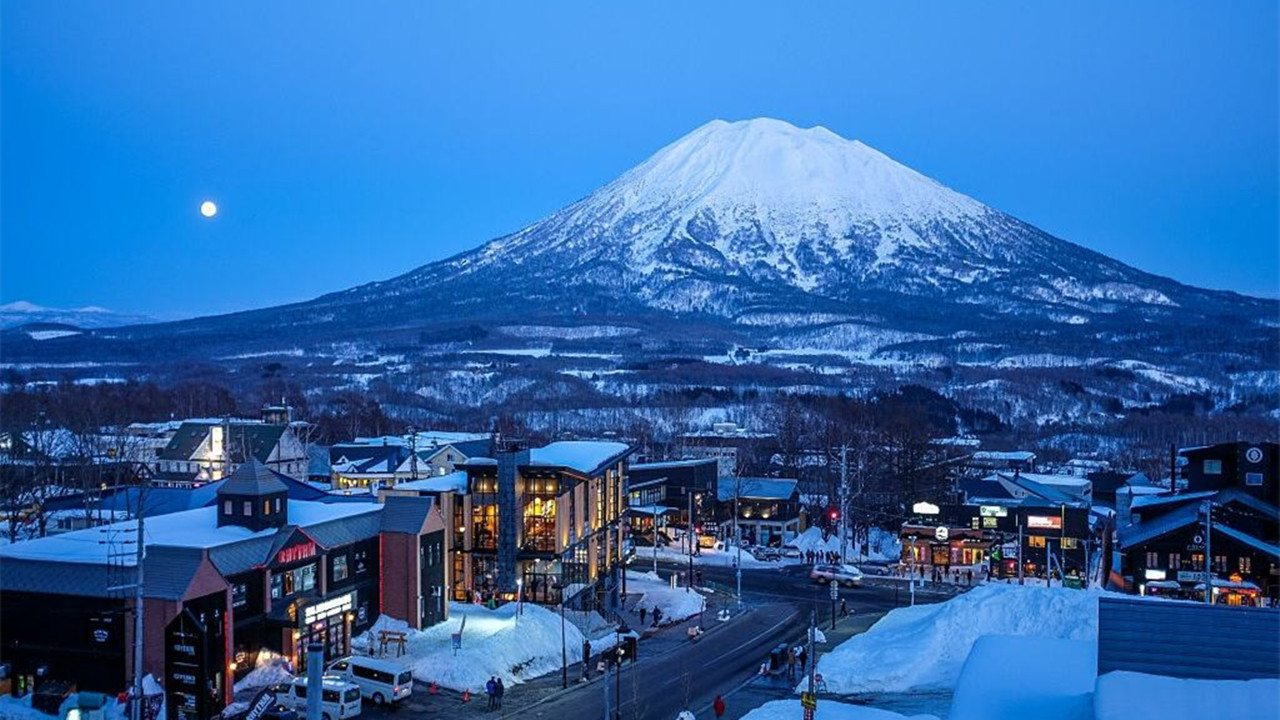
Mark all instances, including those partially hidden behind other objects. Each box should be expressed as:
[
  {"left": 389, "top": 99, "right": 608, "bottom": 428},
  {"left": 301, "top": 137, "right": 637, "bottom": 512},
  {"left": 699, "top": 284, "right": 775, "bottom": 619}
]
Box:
[{"left": 713, "top": 694, "right": 726, "bottom": 718}]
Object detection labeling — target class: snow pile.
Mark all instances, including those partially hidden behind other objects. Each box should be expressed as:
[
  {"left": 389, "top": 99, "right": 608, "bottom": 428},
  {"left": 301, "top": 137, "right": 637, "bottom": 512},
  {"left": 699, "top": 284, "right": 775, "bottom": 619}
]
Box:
[
  {"left": 787, "top": 526, "right": 900, "bottom": 563},
  {"left": 1094, "top": 671, "right": 1280, "bottom": 720},
  {"left": 950, "top": 635, "right": 1096, "bottom": 720},
  {"left": 812, "top": 583, "right": 1101, "bottom": 694},
  {"left": 354, "top": 602, "right": 617, "bottom": 692},
  {"left": 234, "top": 649, "right": 294, "bottom": 692},
  {"left": 625, "top": 570, "right": 706, "bottom": 624},
  {"left": 740, "top": 699, "right": 938, "bottom": 720}
]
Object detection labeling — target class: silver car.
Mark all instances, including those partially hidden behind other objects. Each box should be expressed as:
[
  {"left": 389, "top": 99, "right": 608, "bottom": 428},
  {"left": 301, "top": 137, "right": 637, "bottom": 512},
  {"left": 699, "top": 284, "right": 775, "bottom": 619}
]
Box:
[{"left": 810, "top": 563, "right": 863, "bottom": 587}]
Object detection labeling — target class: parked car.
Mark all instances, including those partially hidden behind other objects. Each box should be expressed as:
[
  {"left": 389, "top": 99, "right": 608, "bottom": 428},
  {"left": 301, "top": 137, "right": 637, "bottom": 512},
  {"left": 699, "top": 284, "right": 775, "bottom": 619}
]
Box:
[
  {"left": 751, "top": 546, "right": 780, "bottom": 561},
  {"left": 225, "top": 699, "right": 299, "bottom": 720},
  {"left": 810, "top": 564, "right": 863, "bottom": 587},
  {"left": 276, "top": 676, "right": 362, "bottom": 720},
  {"left": 858, "top": 561, "right": 892, "bottom": 576},
  {"left": 326, "top": 656, "right": 413, "bottom": 705},
  {"left": 780, "top": 546, "right": 802, "bottom": 559}
]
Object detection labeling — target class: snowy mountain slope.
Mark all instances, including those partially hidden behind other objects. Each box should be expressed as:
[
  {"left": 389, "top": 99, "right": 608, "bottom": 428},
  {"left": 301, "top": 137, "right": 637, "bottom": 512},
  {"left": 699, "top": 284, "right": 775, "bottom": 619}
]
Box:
[
  {"left": 1, "top": 118, "right": 1273, "bottom": 413},
  {"left": 0, "top": 301, "right": 155, "bottom": 330}
]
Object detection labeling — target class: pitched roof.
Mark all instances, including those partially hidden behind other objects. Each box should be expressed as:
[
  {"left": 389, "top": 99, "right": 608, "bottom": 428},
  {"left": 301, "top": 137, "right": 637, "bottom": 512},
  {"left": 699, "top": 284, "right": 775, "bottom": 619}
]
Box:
[
  {"left": 144, "top": 546, "right": 211, "bottom": 600},
  {"left": 1088, "top": 471, "right": 1153, "bottom": 494},
  {"left": 218, "top": 458, "right": 289, "bottom": 497},
  {"left": 395, "top": 471, "right": 468, "bottom": 495},
  {"left": 380, "top": 496, "right": 436, "bottom": 534},
  {"left": 958, "top": 476, "right": 1016, "bottom": 501},
  {"left": 717, "top": 477, "right": 798, "bottom": 502},
  {"left": 159, "top": 421, "right": 286, "bottom": 463}
]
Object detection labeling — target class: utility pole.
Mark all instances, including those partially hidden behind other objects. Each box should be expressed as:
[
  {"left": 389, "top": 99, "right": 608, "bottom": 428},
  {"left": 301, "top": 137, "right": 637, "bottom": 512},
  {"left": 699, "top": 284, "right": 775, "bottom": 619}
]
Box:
[
  {"left": 838, "top": 443, "right": 849, "bottom": 565},
  {"left": 131, "top": 502, "right": 146, "bottom": 720},
  {"left": 687, "top": 490, "right": 694, "bottom": 592},
  {"left": 908, "top": 534, "right": 916, "bottom": 607},
  {"left": 408, "top": 426, "right": 418, "bottom": 481},
  {"left": 560, "top": 599, "right": 568, "bottom": 689},
  {"left": 1017, "top": 516, "right": 1025, "bottom": 585},
  {"left": 734, "top": 477, "right": 742, "bottom": 608},
  {"left": 1203, "top": 500, "right": 1213, "bottom": 605}
]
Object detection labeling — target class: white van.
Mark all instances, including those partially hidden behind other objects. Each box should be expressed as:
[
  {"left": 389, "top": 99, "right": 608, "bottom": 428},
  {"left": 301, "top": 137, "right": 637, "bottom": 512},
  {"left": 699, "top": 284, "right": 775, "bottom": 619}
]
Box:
[
  {"left": 277, "top": 676, "right": 362, "bottom": 720},
  {"left": 326, "top": 656, "right": 413, "bottom": 705}
]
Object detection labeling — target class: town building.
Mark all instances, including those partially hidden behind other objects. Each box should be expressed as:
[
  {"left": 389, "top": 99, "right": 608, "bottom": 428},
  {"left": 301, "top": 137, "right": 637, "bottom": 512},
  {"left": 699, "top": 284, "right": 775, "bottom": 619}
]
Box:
[
  {"left": 716, "top": 477, "right": 803, "bottom": 547},
  {"left": 383, "top": 439, "right": 631, "bottom": 613},
  {"left": 967, "top": 450, "right": 1037, "bottom": 473},
  {"left": 678, "top": 422, "right": 777, "bottom": 478},
  {"left": 902, "top": 502, "right": 1094, "bottom": 580},
  {"left": 1114, "top": 443, "right": 1278, "bottom": 606},
  {"left": 154, "top": 418, "right": 308, "bottom": 487},
  {"left": 626, "top": 458, "right": 718, "bottom": 535},
  {"left": 0, "top": 459, "right": 447, "bottom": 717}
]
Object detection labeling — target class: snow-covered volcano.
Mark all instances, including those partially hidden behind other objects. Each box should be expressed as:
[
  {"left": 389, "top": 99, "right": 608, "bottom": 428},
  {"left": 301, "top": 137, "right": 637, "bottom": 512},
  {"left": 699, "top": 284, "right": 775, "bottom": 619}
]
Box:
[
  {"left": 5, "top": 118, "right": 1274, "bottom": 411},
  {"left": 383, "top": 117, "right": 1210, "bottom": 320}
]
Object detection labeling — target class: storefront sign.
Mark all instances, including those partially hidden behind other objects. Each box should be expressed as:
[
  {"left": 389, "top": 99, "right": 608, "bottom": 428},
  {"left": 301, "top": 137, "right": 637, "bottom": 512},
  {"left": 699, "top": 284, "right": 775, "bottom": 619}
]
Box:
[
  {"left": 1177, "top": 570, "right": 1208, "bottom": 583},
  {"left": 912, "top": 501, "right": 940, "bottom": 516},
  {"left": 1026, "top": 515, "right": 1062, "bottom": 530},
  {"left": 301, "top": 591, "right": 355, "bottom": 625},
  {"left": 979, "top": 505, "right": 1008, "bottom": 518},
  {"left": 276, "top": 541, "right": 317, "bottom": 567},
  {"left": 934, "top": 526, "right": 949, "bottom": 541},
  {"left": 1144, "top": 569, "right": 1167, "bottom": 581}
]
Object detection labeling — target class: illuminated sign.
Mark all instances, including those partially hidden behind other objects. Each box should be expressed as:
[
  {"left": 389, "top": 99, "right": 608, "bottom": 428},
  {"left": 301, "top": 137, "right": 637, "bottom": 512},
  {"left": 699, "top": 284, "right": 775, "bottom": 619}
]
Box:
[
  {"left": 302, "top": 591, "right": 356, "bottom": 625},
  {"left": 276, "top": 541, "right": 317, "bottom": 566},
  {"left": 1143, "top": 569, "right": 1166, "bottom": 581},
  {"left": 979, "top": 506, "right": 1008, "bottom": 518},
  {"left": 1026, "top": 515, "right": 1062, "bottom": 530},
  {"left": 912, "top": 501, "right": 940, "bottom": 516}
]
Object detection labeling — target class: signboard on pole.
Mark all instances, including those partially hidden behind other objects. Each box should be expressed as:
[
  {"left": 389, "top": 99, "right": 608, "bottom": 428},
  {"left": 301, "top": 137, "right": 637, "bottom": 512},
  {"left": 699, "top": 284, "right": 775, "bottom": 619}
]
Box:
[
  {"left": 801, "top": 692, "right": 817, "bottom": 709},
  {"left": 829, "top": 580, "right": 839, "bottom": 600},
  {"left": 934, "top": 526, "right": 949, "bottom": 541},
  {"left": 1026, "top": 515, "right": 1062, "bottom": 530}
]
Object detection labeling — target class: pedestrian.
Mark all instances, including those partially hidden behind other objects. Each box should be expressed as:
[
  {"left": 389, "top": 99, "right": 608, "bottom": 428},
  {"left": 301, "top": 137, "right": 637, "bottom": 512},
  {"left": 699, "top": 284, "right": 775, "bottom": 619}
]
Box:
[
  {"left": 839, "top": 598, "right": 848, "bottom": 617},
  {"left": 495, "top": 678, "right": 505, "bottom": 709},
  {"left": 639, "top": 606, "right": 647, "bottom": 626},
  {"left": 796, "top": 645, "right": 807, "bottom": 672},
  {"left": 653, "top": 607, "right": 663, "bottom": 627},
  {"left": 582, "top": 639, "right": 592, "bottom": 680},
  {"left": 786, "top": 647, "right": 796, "bottom": 681},
  {"left": 713, "top": 694, "right": 726, "bottom": 718},
  {"left": 966, "top": 569, "right": 973, "bottom": 585},
  {"left": 485, "top": 676, "right": 496, "bottom": 711}
]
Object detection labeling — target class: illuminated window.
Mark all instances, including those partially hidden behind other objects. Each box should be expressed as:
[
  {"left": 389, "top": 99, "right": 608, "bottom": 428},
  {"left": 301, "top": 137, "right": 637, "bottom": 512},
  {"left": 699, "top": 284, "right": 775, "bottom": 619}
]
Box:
[
  {"left": 243, "top": 501, "right": 252, "bottom": 516},
  {"left": 1203, "top": 459, "right": 1222, "bottom": 475},
  {"left": 1029, "top": 536, "right": 1046, "bottom": 548},
  {"left": 1168, "top": 553, "right": 1181, "bottom": 570},
  {"left": 1240, "top": 556, "right": 1252, "bottom": 574},
  {"left": 224, "top": 500, "right": 233, "bottom": 515},
  {"left": 1146, "top": 551, "right": 1159, "bottom": 567}
]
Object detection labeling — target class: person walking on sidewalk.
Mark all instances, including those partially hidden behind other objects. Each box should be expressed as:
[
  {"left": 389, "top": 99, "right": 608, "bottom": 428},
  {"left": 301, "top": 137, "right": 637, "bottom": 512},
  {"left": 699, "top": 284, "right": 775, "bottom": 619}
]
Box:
[
  {"left": 582, "top": 640, "right": 592, "bottom": 681},
  {"left": 713, "top": 694, "right": 726, "bottom": 718},
  {"left": 639, "top": 606, "right": 647, "bottom": 626}
]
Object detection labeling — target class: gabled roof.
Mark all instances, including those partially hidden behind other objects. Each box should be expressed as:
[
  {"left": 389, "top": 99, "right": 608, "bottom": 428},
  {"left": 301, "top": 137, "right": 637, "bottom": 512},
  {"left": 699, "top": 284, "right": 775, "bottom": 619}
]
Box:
[
  {"left": 717, "top": 477, "right": 798, "bottom": 502},
  {"left": 380, "top": 496, "right": 436, "bottom": 534},
  {"left": 1118, "top": 502, "right": 1279, "bottom": 559},
  {"left": 395, "top": 471, "right": 469, "bottom": 495},
  {"left": 144, "top": 546, "right": 213, "bottom": 600},
  {"left": 159, "top": 421, "right": 285, "bottom": 462},
  {"left": 1131, "top": 490, "right": 1216, "bottom": 510},
  {"left": 958, "top": 476, "right": 1016, "bottom": 501},
  {"left": 217, "top": 458, "right": 289, "bottom": 497},
  {"left": 1088, "top": 471, "right": 1153, "bottom": 494}
]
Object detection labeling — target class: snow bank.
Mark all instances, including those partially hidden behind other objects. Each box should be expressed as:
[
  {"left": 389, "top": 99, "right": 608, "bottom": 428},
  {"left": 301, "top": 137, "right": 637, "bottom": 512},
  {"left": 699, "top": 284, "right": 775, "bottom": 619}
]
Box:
[
  {"left": 625, "top": 570, "right": 706, "bottom": 624},
  {"left": 740, "top": 698, "right": 938, "bottom": 720},
  {"left": 234, "top": 649, "right": 294, "bottom": 692},
  {"left": 354, "top": 603, "right": 617, "bottom": 692},
  {"left": 1094, "top": 671, "right": 1280, "bottom": 720},
  {"left": 812, "top": 583, "right": 1102, "bottom": 694},
  {"left": 949, "top": 635, "right": 1096, "bottom": 720},
  {"left": 787, "top": 526, "right": 900, "bottom": 563}
]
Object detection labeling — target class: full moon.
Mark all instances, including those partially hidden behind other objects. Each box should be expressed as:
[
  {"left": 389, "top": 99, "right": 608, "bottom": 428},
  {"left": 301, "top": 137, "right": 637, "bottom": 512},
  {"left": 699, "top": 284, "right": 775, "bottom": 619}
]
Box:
[{"left": 200, "top": 200, "right": 218, "bottom": 218}]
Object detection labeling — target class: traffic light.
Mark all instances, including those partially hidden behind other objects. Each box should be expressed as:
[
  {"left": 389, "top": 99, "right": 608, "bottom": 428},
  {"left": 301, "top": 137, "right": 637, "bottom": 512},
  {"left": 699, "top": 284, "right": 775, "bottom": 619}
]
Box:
[{"left": 829, "top": 509, "right": 839, "bottom": 521}]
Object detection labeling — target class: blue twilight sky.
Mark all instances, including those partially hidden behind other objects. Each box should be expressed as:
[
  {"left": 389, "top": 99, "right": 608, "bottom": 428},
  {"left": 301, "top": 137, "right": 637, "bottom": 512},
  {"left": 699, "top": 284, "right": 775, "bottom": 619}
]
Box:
[{"left": 2, "top": 2, "right": 1277, "bottom": 317}]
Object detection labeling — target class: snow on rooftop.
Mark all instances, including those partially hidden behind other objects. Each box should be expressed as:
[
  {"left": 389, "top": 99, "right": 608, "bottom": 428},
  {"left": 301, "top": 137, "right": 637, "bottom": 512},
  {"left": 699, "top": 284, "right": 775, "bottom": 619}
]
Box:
[
  {"left": 0, "top": 500, "right": 380, "bottom": 566},
  {"left": 395, "top": 471, "right": 469, "bottom": 495},
  {"left": 1016, "top": 472, "right": 1092, "bottom": 489},
  {"left": 973, "top": 451, "right": 1036, "bottom": 461},
  {"left": 630, "top": 458, "right": 716, "bottom": 470},
  {"left": 529, "top": 441, "right": 629, "bottom": 474}
]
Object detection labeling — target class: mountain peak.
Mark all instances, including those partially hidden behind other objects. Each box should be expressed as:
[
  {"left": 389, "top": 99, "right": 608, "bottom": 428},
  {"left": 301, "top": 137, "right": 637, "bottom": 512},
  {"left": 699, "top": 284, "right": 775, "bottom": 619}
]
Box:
[{"left": 600, "top": 117, "right": 984, "bottom": 224}]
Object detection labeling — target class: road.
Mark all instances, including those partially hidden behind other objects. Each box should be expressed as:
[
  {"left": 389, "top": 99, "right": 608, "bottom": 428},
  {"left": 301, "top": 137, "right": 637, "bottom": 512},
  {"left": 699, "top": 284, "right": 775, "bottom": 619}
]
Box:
[{"left": 353, "top": 562, "right": 952, "bottom": 720}]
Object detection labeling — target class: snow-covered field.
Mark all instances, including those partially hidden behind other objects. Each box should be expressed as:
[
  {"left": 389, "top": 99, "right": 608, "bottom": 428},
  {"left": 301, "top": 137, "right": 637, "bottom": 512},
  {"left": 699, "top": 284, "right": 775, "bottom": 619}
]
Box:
[
  {"left": 353, "top": 602, "right": 618, "bottom": 693},
  {"left": 811, "top": 583, "right": 1102, "bottom": 695}
]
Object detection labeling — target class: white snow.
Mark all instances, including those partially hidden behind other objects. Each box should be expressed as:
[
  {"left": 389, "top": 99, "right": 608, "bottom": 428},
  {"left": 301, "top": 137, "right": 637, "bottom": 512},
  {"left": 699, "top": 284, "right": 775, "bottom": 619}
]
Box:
[
  {"left": 233, "top": 649, "right": 295, "bottom": 692},
  {"left": 949, "top": 635, "right": 1096, "bottom": 720},
  {"left": 624, "top": 570, "right": 707, "bottom": 624},
  {"left": 740, "top": 699, "right": 938, "bottom": 720},
  {"left": 811, "top": 583, "right": 1103, "bottom": 694},
  {"left": 1093, "top": 671, "right": 1280, "bottom": 720},
  {"left": 394, "top": 470, "right": 469, "bottom": 494},
  {"left": 529, "top": 441, "right": 629, "bottom": 473},
  {"left": 26, "top": 329, "right": 82, "bottom": 340},
  {"left": 353, "top": 603, "right": 617, "bottom": 692}
]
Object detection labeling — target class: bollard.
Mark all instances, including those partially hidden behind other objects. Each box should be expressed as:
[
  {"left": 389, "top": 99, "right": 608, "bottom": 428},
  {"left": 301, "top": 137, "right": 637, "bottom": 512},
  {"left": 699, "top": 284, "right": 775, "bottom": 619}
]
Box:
[{"left": 305, "top": 643, "right": 323, "bottom": 720}]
